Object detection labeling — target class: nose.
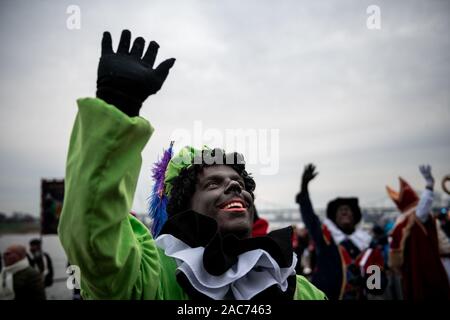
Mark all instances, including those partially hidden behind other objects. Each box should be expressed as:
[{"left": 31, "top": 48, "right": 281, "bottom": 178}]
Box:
[{"left": 225, "top": 180, "right": 242, "bottom": 194}]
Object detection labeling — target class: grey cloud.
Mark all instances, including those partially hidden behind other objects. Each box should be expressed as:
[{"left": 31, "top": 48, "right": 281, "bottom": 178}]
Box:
[{"left": 0, "top": 0, "right": 448, "bottom": 215}]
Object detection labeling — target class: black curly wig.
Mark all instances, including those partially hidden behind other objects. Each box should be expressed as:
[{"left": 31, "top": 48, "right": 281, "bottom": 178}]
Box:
[{"left": 166, "top": 149, "right": 256, "bottom": 217}]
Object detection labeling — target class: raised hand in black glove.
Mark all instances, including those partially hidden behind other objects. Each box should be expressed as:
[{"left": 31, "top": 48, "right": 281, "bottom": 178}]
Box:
[
  {"left": 96, "top": 29, "right": 176, "bottom": 117},
  {"left": 301, "top": 163, "right": 318, "bottom": 191},
  {"left": 296, "top": 163, "right": 318, "bottom": 204}
]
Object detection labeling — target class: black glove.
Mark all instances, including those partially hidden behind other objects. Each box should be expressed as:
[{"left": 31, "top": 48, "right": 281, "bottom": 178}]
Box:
[
  {"left": 96, "top": 29, "right": 176, "bottom": 117},
  {"left": 295, "top": 163, "right": 318, "bottom": 204},
  {"left": 301, "top": 164, "right": 318, "bottom": 191}
]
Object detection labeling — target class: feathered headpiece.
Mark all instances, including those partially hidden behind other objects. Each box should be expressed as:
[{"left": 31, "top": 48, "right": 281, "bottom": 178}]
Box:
[
  {"left": 148, "top": 141, "right": 174, "bottom": 237},
  {"left": 148, "top": 143, "right": 209, "bottom": 237}
]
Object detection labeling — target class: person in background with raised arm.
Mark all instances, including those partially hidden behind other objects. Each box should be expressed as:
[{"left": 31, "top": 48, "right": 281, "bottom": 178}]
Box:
[
  {"left": 296, "top": 164, "right": 385, "bottom": 300},
  {"left": 387, "top": 165, "right": 450, "bottom": 300}
]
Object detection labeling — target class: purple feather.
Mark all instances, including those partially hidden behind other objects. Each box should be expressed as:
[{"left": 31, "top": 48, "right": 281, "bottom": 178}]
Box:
[{"left": 148, "top": 141, "right": 174, "bottom": 237}]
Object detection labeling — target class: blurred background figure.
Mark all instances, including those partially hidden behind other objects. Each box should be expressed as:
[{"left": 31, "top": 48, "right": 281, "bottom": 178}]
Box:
[
  {"left": 387, "top": 165, "right": 450, "bottom": 300},
  {"left": 28, "top": 238, "right": 54, "bottom": 288},
  {"left": 292, "top": 223, "right": 315, "bottom": 277},
  {"left": 437, "top": 175, "right": 450, "bottom": 283},
  {"left": 0, "top": 245, "right": 46, "bottom": 300},
  {"left": 251, "top": 206, "right": 269, "bottom": 237},
  {"left": 435, "top": 209, "right": 450, "bottom": 284},
  {"left": 296, "top": 164, "right": 385, "bottom": 300},
  {"left": 370, "top": 225, "right": 389, "bottom": 264},
  {"left": 437, "top": 209, "right": 450, "bottom": 238}
]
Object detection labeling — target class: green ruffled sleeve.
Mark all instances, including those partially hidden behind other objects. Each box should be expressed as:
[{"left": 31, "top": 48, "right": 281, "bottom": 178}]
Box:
[
  {"left": 294, "top": 275, "right": 327, "bottom": 300},
  {"left": 58, "top": 98, "right": 187, "bottom": 300}
]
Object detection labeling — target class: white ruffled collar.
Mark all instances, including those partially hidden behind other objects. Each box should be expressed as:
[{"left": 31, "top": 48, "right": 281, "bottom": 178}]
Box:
[
  {"left": 155, "top": 234, "right": 297, "bottom": 300},
  {"left": 322, "top": 218, "right": 371, "bottom": 252}
]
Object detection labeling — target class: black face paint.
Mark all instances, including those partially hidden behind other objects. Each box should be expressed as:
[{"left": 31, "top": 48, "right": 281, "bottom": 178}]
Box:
[
  {"left": 190, "top": 165, "right": 254, "bottom": 239},
  {"left": 335, "top": 205, "right": 355, "bottom": 234}
]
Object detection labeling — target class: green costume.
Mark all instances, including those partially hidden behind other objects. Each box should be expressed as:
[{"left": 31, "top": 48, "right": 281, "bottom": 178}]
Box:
[{"left": 58, "top": 97, "right": 326, "bottom": 300}]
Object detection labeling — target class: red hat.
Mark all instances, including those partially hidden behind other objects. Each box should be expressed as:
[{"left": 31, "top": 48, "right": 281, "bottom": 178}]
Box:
[{"left": 386, "top": 177, "right": 419, "bottom": 213}]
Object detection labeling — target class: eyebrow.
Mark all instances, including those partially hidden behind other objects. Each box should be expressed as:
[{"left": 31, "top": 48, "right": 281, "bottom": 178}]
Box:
[{"left": 202, "top": 173, "right": 244, "bottom": 185}]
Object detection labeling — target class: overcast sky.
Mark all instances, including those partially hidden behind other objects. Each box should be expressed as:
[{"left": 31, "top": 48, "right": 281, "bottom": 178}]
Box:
[{"left": 0, "top": 0, "right": 449, "bottom": 216}]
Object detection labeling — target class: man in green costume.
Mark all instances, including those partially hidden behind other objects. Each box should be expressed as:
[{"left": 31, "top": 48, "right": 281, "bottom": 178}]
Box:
[{"left": 58, "top": 29, "right": 326, "bottom": 300}]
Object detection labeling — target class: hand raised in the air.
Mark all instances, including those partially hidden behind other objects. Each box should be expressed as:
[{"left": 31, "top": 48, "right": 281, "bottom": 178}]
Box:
[{"left": 96, "top": 29, "right": 176, "bottom": 116}]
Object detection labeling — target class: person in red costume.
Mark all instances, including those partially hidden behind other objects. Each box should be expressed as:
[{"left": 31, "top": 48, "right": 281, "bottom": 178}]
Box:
[{"left": 387, "top": 165, "right": 450, "bottom": 300}]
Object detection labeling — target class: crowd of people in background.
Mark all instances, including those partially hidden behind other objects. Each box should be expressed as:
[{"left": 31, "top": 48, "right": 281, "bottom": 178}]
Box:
[
  {"left": 1, "top": 162, "right": 449, "bottom": 300},
  {"left": 0, "top": 239, "right": 53, "bottom": 300},
  {"left": 282, "top": 164, "right": 450, "bottom": 300}
]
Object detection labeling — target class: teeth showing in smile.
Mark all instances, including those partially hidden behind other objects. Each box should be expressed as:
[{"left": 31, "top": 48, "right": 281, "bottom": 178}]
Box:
[{"left": 225, "top": 202, "right": 244, "bottom": 209}]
